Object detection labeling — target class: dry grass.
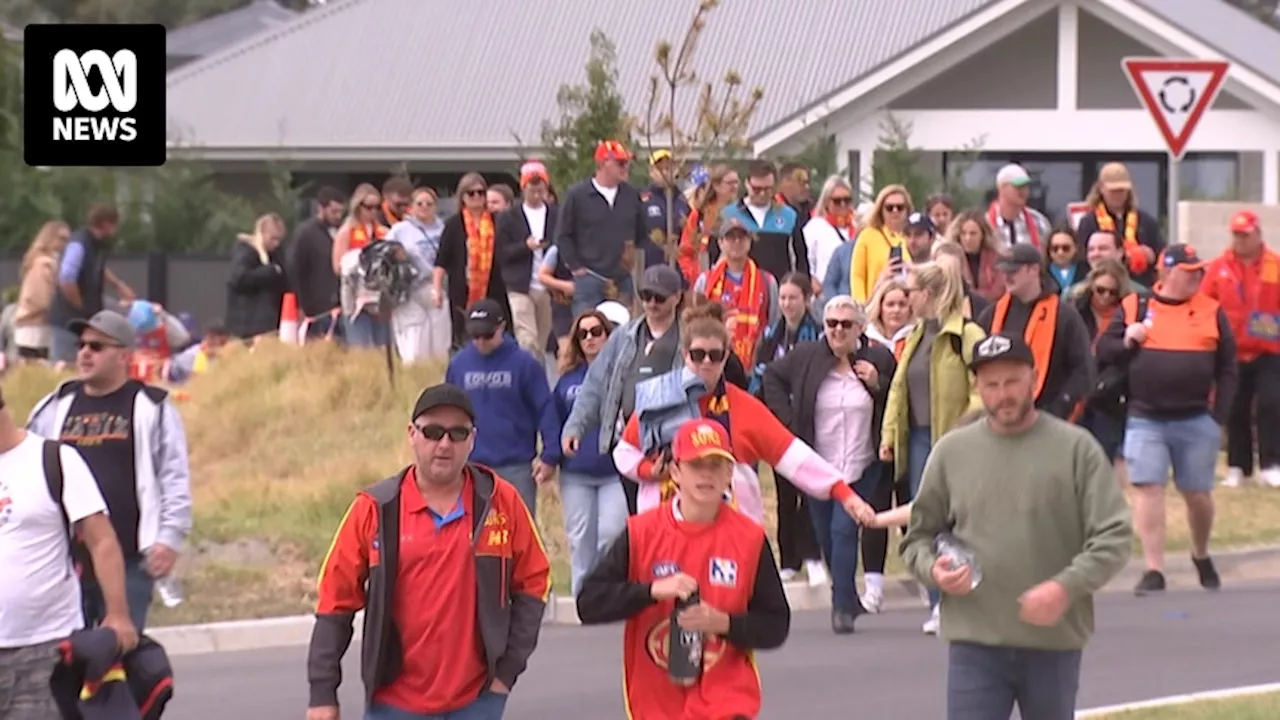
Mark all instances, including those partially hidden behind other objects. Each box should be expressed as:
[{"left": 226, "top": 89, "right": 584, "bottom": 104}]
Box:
[
  {"left": 4, "top": 350, "right": 1280, "bottom": 625},
  {"left": 1089, "top": 691, "right": 1280, "bottom": 719}
]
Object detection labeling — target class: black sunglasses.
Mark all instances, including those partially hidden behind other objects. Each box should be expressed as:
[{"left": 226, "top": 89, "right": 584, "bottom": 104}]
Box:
[
  {"left": 78, "top": 340, "right": 123, "bottom": 352},
  {"left": 576, "top": 325, "right": 607, "bottom": 340},
  {"left": 748, "top": 183, "right": 772, "bottom": 193},
  {"left": 465, "top": 188, "right": 486, "bottom": 197},
  {"left": 1093, "top": 286, "right": 1119, "bottom": 297},
  {"left": 415, "top": 424, "right": 474, "bottom": 442},
  {"left": 688, "top": 348, "right": 727, "bottom": 363},
  {"left": 829, "top": 196, "right": 853, "bottom": 206},
  {"left": 825, "top": 319, "right": 855, "bottom": 330},
  {"left": 360, "top": 202, "right": 379, "bottom": 210},
  {"left": 883, "top": 203, "right": 907, "bottom": 213},
  {"left": 640, "top": 290, "right": 669, "bottom": 304},
  {"left": 1050, "top": 244, "right": 1074, "bottom": 253}
]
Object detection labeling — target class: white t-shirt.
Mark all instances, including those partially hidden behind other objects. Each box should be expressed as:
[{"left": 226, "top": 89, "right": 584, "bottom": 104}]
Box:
[
  {"left": 592, "top": 179, "right": 618, "bottom": 207},
  {"left": 0, "top": 433, "right": 107, "bottom": 646},
  {"left": 523, "top": 203, "right": 548, "bottom": 290}
]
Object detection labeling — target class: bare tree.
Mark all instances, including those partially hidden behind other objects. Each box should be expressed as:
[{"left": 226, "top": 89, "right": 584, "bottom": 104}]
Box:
[{"left": 638, "top": 0, "right": 763, "bottom": 268}]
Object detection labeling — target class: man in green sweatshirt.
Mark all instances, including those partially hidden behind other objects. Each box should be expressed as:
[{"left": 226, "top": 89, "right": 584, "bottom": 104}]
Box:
[{"left": 901, "top": 333, "right": 1132, "bottom": 720}]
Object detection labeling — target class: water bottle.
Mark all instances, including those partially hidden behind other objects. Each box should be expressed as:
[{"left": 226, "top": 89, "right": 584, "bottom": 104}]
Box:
[
  {"left": 933, "top": 532, "right": 982, "bottom": 590},
  {"left": 668, "top": 590, "right": 703, "bottom": 686},
  {"left": 146, "top": 548, "right": 184, "bottom": 608}
]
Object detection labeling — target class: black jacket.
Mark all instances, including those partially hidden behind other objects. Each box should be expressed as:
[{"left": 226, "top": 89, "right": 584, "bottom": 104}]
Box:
[
  {"left": 1074, "top": 205, "right": 1164, "bottom": 287},
  {"left": 435, "top": 213, "right": 513, "bottom": 345},
  {"left": 285, "top": 217, "right": 340, "bottom": 318},
  {"left": 226, "top": 241, "right": 288, "bottom": 339},
  {"left": 52, "top": 629, "right": 173, "bottom": 720},
  {"left": 554, "top": 179, "right": 648, "bottom": 280},
  {"left": 496, "top": 203, "right": 558, "bottom": 294},
  {"left": 761, "top": 336, "right": 896, "bottom": 452},
  {"left": 49, "top": 228, "right": 109, "bottom": 325}
]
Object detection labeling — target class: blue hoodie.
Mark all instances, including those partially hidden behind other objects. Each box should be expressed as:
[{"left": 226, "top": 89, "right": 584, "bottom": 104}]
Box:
[
  {"left": 446, "top": 336, "right": 558, "bottom": 467},
  {"left": 546, "top": 363, "right": 615, "bottom": 478}
]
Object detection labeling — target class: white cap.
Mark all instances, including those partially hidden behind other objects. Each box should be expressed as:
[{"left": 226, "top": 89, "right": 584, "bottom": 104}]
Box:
[
  {"left": 996, "top": 164, "right": 1032, "bottom": 188},
  {"left": 596, "top": 300, "right": 631, "bottom": 327}
]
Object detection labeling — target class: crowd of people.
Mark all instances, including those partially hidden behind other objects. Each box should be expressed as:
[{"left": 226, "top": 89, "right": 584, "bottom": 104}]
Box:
[{"left": 3, "top": 141, "right": 1276, "bottom": 720}]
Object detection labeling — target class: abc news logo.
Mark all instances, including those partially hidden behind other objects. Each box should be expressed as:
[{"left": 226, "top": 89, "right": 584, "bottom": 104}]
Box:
[{"left": 24, "top": 23, "right": 165, "bottom": 167}]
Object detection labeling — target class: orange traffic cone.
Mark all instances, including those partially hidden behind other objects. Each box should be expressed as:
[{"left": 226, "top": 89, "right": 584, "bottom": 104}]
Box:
[{"left": 279, "top": 293, "right": 300, "bottom": 345}]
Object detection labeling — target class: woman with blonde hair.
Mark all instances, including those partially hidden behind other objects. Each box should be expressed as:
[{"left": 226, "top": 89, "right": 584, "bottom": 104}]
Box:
[
  {"left": 880, "top": 259, "right": 985, "bottom": 633},
  {"left": 434, "top": 172, "right": 512, "bottom": 348},
  {"left": 864, "top": 277, "right": 914, "bottom": 360},
  {"left": 850, "top": 184, "right": 913, "bottom": 303},
  {"left": 946, "top": 210, "right": 1004, "bottom": 301},
  {"left": 331, "top": 184, "right": 391, "bottom": 348},
  {"left": 804, "top": 175, "right": 858, "bottom": 302},
  {"left": 930, "top": 239, "right": 991, "bottom": 318},
  {"left": 676, "top": 164, "right": 740, "bottom": 285},
  {"left": 14, "top": 220, "right": 71, "bottom": 361},
  {"left": 226, "top": 212, "right": 288, "bottom": 340}
]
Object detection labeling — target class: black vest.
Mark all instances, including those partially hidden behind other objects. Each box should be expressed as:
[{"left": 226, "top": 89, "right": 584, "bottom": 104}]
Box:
[{"left": 50, "top": 231, "right": 109, "bottom": 324}]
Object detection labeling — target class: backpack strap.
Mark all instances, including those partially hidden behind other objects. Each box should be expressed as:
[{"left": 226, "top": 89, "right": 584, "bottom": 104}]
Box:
[
  {"left": 948, "top": 318, "right": 978, "bottom": 362},
  {"left": 42, "top": 440, "right": 70, "bottom": 539}
]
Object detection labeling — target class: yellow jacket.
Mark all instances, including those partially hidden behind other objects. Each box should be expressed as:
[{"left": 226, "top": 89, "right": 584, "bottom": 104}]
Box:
[{"left": 851, "top": 226, "right": 906, "bottom": 303}]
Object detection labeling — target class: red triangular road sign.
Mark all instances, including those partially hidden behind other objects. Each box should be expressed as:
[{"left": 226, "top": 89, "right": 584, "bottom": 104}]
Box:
[{"left": 1122, "top": 57, "right": 1230, "bottom": 160}]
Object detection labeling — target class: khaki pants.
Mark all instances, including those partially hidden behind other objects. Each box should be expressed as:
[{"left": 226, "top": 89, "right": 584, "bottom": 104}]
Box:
[{"left": 508, "top": 288, "right": 552, "bottom": 357}]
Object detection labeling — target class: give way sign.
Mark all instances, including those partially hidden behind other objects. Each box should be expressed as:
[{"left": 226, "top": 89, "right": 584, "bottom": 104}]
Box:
[{"left": 1121, "top": 57, "right": 1230, "bottom": 160}]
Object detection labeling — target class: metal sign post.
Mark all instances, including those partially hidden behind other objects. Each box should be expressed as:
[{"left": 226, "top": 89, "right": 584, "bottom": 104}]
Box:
[{"left": 1121, "top": 57, "right": 1230, "bottom": 244}]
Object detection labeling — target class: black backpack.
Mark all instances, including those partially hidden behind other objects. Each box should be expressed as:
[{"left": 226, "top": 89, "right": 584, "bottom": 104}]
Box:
[{"left": 42, "top": 440, "right": 94, "bottom": 581}]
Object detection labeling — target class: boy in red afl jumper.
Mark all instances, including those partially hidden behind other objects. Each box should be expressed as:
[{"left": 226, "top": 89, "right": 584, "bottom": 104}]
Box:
[{"left": 577, "top": 418, "right": 789, "bottom": 720}]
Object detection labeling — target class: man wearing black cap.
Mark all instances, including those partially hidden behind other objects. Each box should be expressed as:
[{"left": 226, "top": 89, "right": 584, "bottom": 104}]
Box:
[
  {"left": 902, "top": 333, "right": 1132, "bottom": 720},
  {"left": 308, "top": 382, "right": 551, "bottom": 720},
  {"left": 445, "top": 299, "right": 558, "bottom": 515},
  {"left": 977, "top": 243, "right": 1093, "bottom": 419},
  {"left": 904, "top": 211, "right": 937, "bottom": 264}
]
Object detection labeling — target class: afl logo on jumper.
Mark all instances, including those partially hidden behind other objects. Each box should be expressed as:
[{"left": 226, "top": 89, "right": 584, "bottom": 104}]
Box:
[{"left": 652, "top": 561, "right": 680, "bottom": 578}]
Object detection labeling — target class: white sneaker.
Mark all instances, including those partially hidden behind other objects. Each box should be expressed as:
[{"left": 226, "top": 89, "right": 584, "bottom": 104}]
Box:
[
  {"left": 779, "top": 568, "right": 798, "bottom": 582},
  {"left": 1222, "top": 467, "right": 1246, "bottom": 488},
  {"left": 804, "top": 560, "right": 829, "bottom": 587},
  {"left": 922, "top": 606, "right": 940, "bottom": 635},
  {"left": 918, "top": 585, "right": 932, "bottom": 608},
  {"left": 860, "top": 586, "right": 884, "bottom": 614},
  {"left": 1261, "top": 467, "right": 1280, "bottom": 488}
]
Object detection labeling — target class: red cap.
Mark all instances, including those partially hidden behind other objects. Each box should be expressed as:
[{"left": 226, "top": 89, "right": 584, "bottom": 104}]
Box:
[
  {"left": 519, "top": 161, "right": 549, "bottom": 188},
  {"left": 1230, "top": 209, "right": 1260, "bottom": 234},
  {"left": 593, "top": 139, "right": 632, "bottom": 164},
  {"left": 671, "top": 419, "right": 734, "bottom": 464}
]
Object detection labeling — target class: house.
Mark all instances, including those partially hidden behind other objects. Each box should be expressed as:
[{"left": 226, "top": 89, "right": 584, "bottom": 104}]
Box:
[
  {"left": 165, "top": 0, "right": 1280, "bottom": 222},
  {"left": 166, "top": 0, "right": 299, "bottom": 70}
]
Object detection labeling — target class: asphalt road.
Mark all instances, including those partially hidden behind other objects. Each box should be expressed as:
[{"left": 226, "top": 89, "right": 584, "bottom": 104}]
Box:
[{"left": 169, "top": 583, "right": 1280, "bottom": 719}]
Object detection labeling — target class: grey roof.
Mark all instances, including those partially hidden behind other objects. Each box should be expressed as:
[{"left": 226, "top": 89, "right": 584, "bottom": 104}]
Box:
[
  {"left": 166, "top": 0, "right": 299, "bottom": 59},
  {"left": 1136, "top": 0, "right": 1280, "bottom": 86},
  {"left": 166, "top": 0, "right": 997, "bottom": 150}
]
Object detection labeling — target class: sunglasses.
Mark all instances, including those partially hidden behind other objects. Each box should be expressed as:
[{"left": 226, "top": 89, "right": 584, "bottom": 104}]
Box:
[
  {"left": 1092, "top": 286, "right": 1119, "bottom": 298},
  {"left": 415, "top": 424, "right": 474, "bottom": 442},
  {"left": 825, "top": 318, "right": 856, "bottom": 330},
  {"left": 883, "top": 203, "right": 907, "bottom": 213},
  {"left": 748, "top": 183, "right": 772, "bottom": 193},
  {"left": 688, "top": 348, "right": 727, "bottom": 363},
  {"left": 78, "top": 340, "right": 123, "bottom": 352},
  {"left": 576, "top": 325, "right": 606, "bottom": 340},
  {"left": 360, "top": 202, "right": 380, "bottom": 210},
  {"left": 465, "top": 188, "right": 486, "bottom": 197},
  {"left": 640, "top": 291, "right": 669, "bottom": 304},
  {"left": 829, "top": 196, "right": 853, "bottom": 206},
  {"left": 1050, "top": 244, "right": 1074, "bottom": 253}
]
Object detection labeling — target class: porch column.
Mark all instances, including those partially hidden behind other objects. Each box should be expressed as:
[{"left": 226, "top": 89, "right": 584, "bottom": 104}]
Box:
[
  {"left": 858, "top": 142, "right": 876, "bottom": 200},
  {"left": 1057, "top": 3, "right": 1079, "bottom": 111},
  {"left": 1265, "top": 149, "right": 1280, "bottom": 204}
]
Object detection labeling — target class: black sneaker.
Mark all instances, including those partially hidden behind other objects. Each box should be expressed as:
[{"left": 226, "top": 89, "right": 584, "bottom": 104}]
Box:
[
  {"left": 1193, "top": 556, "right": 1221, "bottom": 590},
  {"left": 831, "top": 608, "right": 858, "bottom": 635},
  {"left": 1134, "top": 569, "right": 1166, "bottom": 596}
]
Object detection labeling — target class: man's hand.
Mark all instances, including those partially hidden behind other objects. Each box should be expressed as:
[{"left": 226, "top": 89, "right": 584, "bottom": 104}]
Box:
[
  {"left": 102, "top": 612, "right": 138, "bottom": 653},
  {"left": 1018, "top": 580, "right": 1070, "bottom": 627},
  {"left": 853, "top": 359, "right": 879, "bottom": 388},
  {"left": 116, "top": 283, "right": 136, "bottom": 303},
  {"left": 526, "top": 236, "right": 541, "bottom": 251},
  {"left": 841, "top": 494, "right": 876, "bottom": 526},
  {"left": 145, "top": 544, "right": 178, "bottom": 578},
  {"left": 572, "top": 267, "right": 588, "bottom": 277},
  {"left": 649, "top": 453, "right": 669, "bottom": 480},
  {"left": 879, "top": 445, "right": 894, "bottom": 462},
  {"left": 677, "top": 602, "right": 730, "bottom": 635},
  {"left": 305, "top": 707, "right": 339, "bottom": 720},
  {"left": 490, "top": 679, "right": 511, "bottom": 695},
  {"left": 533, "top": 460, "right": 555, "bottom": 485},
  {"left": 561, "top": 435, "right": 580, "bottom": 456},
  {"left": 650, "top": 572, "right": 698, "bottom": 601},
  {"left": 931, "top": 556, "right": 974, "bottom": 596},
  {"left": 811, "top": 277, "right": 824, "bottom": 297},
  {"left": 1124, "top": 323, "right": 1147, "bottom": 348}
]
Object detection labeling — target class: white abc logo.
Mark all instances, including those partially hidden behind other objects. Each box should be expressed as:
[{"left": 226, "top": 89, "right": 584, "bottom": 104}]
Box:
[
  {"left": 53, "top": 49, "right": 137, "bottom": 112},
  {"left": 51, "top": 49, "right": 139, "bottom": 143}
]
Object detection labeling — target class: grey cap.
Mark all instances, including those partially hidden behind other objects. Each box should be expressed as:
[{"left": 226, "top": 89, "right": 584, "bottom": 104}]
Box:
[
  {"left": 67, "top": 310, "right": 136, "bottom": 349},
  {"left": 995, "top": 243, "right": 1044, "bottom": 272},
  {"left": 641, "top": 264, "right": 683, "bottom": 297}
]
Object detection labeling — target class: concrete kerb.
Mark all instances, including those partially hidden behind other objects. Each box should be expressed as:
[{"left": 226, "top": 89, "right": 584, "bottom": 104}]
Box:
[
  {"left": 150, "top": 543, "right": 1280, "bottom": 657},
  {"left": 1075, "top": 682, "right": 1280, "bottom": 717}
]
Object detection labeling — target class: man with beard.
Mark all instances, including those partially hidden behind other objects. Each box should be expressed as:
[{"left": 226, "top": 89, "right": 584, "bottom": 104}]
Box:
[
  {"left": 287, "top": 186, "right": 347, "bottom": 340},
  {"left": 901, "top": 333, "right": 1132, "bottom": 720}
]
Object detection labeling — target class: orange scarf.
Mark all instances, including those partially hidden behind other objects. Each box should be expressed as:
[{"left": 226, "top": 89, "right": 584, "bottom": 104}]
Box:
[
  {"left": 1095, "top": 204, "right": 1149, "bottom": 274},
  {"left": 349, "top": 222, "right": 387, "bottom": 251},
  {"left": 705, "top": 258, "right": 768, "bottom": 368},
  {"left": 677, "top": 202, "right": 724, "bottom": 286},
  {"left": 991, "top": 293, "right": 1060, "bottom": 400},
  {"left": 463, "top": 209, "right": 495, "bottom": 307},
  {"left": 825, "top": 211, "right": 856, "bottom": 240},
  {"left": 987, "top": 203, "right": 1042, "bottom": 249}
]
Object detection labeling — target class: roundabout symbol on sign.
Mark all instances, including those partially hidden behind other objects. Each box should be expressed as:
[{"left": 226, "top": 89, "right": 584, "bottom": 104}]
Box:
[{"left": 1157, "top": 76, "right": 1196, "bottom": 114}]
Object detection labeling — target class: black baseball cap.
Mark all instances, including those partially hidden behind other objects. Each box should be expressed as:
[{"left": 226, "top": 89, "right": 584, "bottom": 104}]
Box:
[
  {"left": 411, "top": 383, "right": 476, "bottom": 423},
  {"left": 465, "top": 298, "right": 505, "bottom": 337},
  {"left": 905, "top": 211, "right": 937, "bottom": 236},
  {"left": 995, "top": 244, "right": 1044, "bottom": 273},
  {"left": 968, "top": 333, "right": 1036, "bottom": 371},
  {"left": 1159, "top": 243, "right": 1205, "bottom": 271}
]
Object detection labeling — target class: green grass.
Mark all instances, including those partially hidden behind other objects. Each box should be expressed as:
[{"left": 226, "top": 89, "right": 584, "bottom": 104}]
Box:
[{"left": 1089, "top": 691, "right": 1280, "bottom": 719}]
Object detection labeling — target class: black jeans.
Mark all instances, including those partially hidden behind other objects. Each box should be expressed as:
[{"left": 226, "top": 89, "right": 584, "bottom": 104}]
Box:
[
  {"left": 947, "top": 642, "right": 1082, "bottom": 720},
  {"left": 1227, "top": 354, "right": 1280, "bottom": 475},
  {"left": 861, "top": 465, "right": 903, "bottom": 575},
  {"left": 775, "top": 474, "right": 821, "bottom": 570}
]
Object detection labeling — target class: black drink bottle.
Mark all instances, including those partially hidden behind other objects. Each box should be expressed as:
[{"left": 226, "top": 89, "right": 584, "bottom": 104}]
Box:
[{"left": 669, "top": 590, "right": 703, "bottom": 686}]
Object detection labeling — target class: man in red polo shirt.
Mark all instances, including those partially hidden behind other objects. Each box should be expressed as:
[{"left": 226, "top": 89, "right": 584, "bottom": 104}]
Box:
[
  {"left": 577, "top": 418, "right": 789, "bottom": 720},
  {"left": 306, "top": 383, "right": 552, "bottom": 720}
]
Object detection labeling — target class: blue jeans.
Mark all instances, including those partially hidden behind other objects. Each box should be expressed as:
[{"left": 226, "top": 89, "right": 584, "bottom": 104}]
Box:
[
  {"left": 1125, "top": 413, "right": 1220, "bottom": 493},
  {"left": 304, "top": 312, "right": 344, "bottom": 342},
  {"left": 905, "top": 426, "right": 940, "bottom": 608},
  {"left": 807, "top": 463, "right": 880, "bottom": 613},
  {"left": 366, "top": 691, "right": 508, "bottom": 720},
  {"left": 559, "top": 473, "right": 629, "bottom": 597},
  {"left": 82, "top": 555, "right": 155, "bottom": 632},
  {"left": 494, "top": 463, "right": 536, "bottom": 516},
  {"left": 947, "top": 642, "right": 1082, "bottom": 720},
  {"left": 49, "top": 326, "right": 79, "bottom": 364},
  {"left": 345, "top": 310, "right": 390, "bottom": 348},
  {"left": 571, "top": 273, "right": 634, "bottom": 317}
]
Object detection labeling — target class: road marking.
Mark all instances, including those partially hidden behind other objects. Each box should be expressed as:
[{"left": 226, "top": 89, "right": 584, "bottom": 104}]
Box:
[{"left": 1075, "top": 682, "right": 1280, "bottom": 717}]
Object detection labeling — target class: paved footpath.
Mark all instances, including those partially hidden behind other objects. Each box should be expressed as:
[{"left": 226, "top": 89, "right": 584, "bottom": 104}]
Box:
[{"left": 170, "top": 582, "right": 1280, "bottom": 719}]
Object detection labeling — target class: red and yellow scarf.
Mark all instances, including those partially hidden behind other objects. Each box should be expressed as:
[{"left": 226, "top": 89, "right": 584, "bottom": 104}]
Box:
[
  {"left": 825, "top": 209, "right": 857, "bottom": 239},
  {"left": 349, "top": 222, "right": 387, "bottom": 251},
  {"left": 463, "top": 209, "right": 495, "bottom": 307},
  {"left": 1094, "top": 204, "right": 1148, "bottom": 274},
  {"left": 987, "top": 203, "right": 1042, "bottom": 249},
  {"left": 705, "top": 258, "right": 768, "bottom": 368}
]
